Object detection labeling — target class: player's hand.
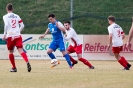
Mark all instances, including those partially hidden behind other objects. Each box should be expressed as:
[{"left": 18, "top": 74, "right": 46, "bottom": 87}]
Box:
[
  {"left": 39, "top": 35, "right": 45, "bottom": 39},
  {"left": 2, "top": 35, "right": 6, "bottom": 41},
  {"left": 126, "top": 42, "right": 131, "bottom": 49},
  {"left": 64, "top": 34, "right": 67, "bottom": 37},
  {"left": 55, "top": 21, "right": 58, "bottom": 27},
  {"left": 108, "top": 44, "right": 114, "bottom": 56},
  {"left": 108, "top": 44, "right": 111, "bottom": 48}
]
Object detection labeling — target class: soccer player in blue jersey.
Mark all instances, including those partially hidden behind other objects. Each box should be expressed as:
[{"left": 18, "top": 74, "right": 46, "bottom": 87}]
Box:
[{"left": 39, "top": 14, "right": 72, "bottom": 68}]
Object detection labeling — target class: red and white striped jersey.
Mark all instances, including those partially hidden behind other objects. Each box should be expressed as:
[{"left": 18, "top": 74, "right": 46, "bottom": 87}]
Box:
[
  {"left": 65, "top": 27, "right": 82, "bottom": 46},
  {"left": 3, "top": 12, "right": 24, "bottom": 38},
  {"left": 108, "top": 23, "right": 124, "bottom": 47}
]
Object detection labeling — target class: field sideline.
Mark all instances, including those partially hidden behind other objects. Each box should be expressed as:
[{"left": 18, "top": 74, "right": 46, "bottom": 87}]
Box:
[{"left": 0, "top": 60, "right": 133, "bottom": 88}]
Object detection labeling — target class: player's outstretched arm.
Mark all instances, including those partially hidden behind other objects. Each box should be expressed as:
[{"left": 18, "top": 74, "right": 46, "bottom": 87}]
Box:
[{"left": 39, "top": 28, "right": 49, "bottom": 39}]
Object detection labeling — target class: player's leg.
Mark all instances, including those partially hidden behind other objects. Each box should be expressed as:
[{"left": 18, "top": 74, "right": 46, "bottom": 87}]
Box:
[
  {"left": 47, "top": 41, "right": 57, "bottom": 59},
  {"left": 48, "top": 41, "right": 60, "bottom": 68},
  {"left": 121, "top": 56, "right": 131, "bottom": 69},
  {"left": 67, "top": 45, "right": 78, "bottom": 66},
  {"left": 76, "top": 44, "right": 94, "bottom": 69},
  {"left": 17, "top": 48, "right": 31, "bottom": 72},
  {"left": 62, "top": 51, "right": 72, "bottom": 68},
  {"left": 47, "top": 48, "right": 56, "bottom": 59},
  {"left": 6, "top": 37, "right": 17, "bottom": 72},
  {"left": 114, "top": 53, "right": 128, "bottom": 68},
  {"left": 60, "top": 41, "right": 72, "bottom": 68},
  {"left": 119, "top": 46, "right": 131, "bottom": 69},
  {"left": 15, "top": 36, "right": 31, "bottom": 72},
  {"left": 113, "top": 46, "right": 131, "bottom": 70},
  {"left": 77, "top": 54, "right": 94, "bottom": 69}
]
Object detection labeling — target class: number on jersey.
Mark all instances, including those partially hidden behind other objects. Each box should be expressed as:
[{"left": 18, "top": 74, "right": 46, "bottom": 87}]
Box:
[{"left": 12, "top": 20, "right": 16, "bottom": 28}]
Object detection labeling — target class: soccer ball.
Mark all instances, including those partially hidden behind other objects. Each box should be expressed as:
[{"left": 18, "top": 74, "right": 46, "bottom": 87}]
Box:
[{"left": 51, "top": 59, "right": 59, "bottom": 66}]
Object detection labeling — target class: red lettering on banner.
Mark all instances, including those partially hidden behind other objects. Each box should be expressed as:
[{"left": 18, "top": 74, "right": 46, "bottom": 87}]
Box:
[
  {"left": 84, "top": 43, "right": 89, "bottom": 51},
  {"left": 89, "top": 45, "right": 94, "bottom": 51},
  {"left": 84, "top": 43, "right": 109, "bottom": 52},
  {"left": 84, "top": 43, "right": 133, "bottom": 53},
  {"left": 105, "top": 45, "right": 109, "bottom": 51},
  {"left": 100, "top": 45, "right": 104, "bottom": 51},
  {"left": 96, "top": 43, "right": 100, "bottom": 51},
  {"left": 123, "top": 44, "right": 129, "bottom": 52}
]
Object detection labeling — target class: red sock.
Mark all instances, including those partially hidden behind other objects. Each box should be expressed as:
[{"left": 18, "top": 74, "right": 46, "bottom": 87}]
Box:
[
  {"left": 121, "top": 56, "right": 128, "bottom": 65},
  {"left": 69, "top": 55, "right": 77, "bottom": 63},
  {"left": 79, "top": 58, "right": 92, "bottom": 67},
  {"left": 9, "top": 54, "right": 16, "bottom": 69},
  {"left": 118, "top": 57, "right": 127, "bottom": 68},
  {"left": 21, "top": 52, "right": 29, "bottom": 62}
]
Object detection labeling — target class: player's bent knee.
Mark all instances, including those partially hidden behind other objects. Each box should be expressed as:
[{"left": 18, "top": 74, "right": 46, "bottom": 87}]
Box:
[
  {"left": 9, "top": 50, "right": 14, "bottom": 54},
  {"left": 47, "top": 50, "right": 53, "bottom": 54},
  {"left": 47, "top": 51, "right": 51, "bottom": 54},
  {"left": 47, "top": 48, "right": 54, "bottom": 54},
  {"left": 77, "top": 54, "right": 82, "bottom": 59},
  {"left": 17, "top": 48, "right": 23, "bottom": 54}
]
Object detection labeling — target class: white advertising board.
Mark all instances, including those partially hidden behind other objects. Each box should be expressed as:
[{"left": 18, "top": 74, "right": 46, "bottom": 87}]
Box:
[
  {"left": 0, "top": 34, "right": 8, "bottom": 59},
  {"left": 12, "top": 34, "right": 83, "bottom": 60},
  {"left": 83, "top": 35, "right": 133, "bottom": 60}
]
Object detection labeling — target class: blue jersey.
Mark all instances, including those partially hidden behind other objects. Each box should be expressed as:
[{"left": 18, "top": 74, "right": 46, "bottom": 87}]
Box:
[{"left": 48, "top": 21, "right": 64, "bottom": 41}]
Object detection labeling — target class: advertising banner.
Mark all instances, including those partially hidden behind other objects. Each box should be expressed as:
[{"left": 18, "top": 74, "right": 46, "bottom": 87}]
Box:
[
  {"left": 1, "top": 34, "right": 132, "bottom": 60},
  {"left": 83, "top": 35, "right": 133, "bottom": 60},
  {"left": 12, "top": 34, "right": 83, "bottom": 60},
  {"left": 0, "top": 35, "right": 8, "bottom": 59}
]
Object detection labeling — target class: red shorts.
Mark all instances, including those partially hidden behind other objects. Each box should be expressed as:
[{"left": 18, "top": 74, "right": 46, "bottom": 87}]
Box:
[
  {"left": 6, "top": 35, "right": 23, "bottom": 50},
  {"left": 112, "top": 46, "right": 123, "bottom": 53},
  {"left": 67, "top": 44, "right": 82, "bottom": 54}
]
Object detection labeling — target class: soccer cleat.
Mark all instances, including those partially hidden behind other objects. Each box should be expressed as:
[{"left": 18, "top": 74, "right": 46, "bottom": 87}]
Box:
[
  {"left": 27, "top": 62, "right": 31, "bottom": 72},
  {"left": 122, "top": 68, "right": 129, "bottom": 70},
  {"left": 123, "top": 63, "right": 132, "bottom": 70},
  {"left": 127, "top": 63, "right": 131, "bottom": 69},
  {"left": 90, "top": 66, "right": 95, "bottom": 69},
  {"left": 51, "top": 61, "right": 60, "bottom": 68},
  {"left": 72, "top": 61, "right": 78, "bottom": 67},
  {"left": 10, "top": 68, "right": 17, "bottom": 72}
]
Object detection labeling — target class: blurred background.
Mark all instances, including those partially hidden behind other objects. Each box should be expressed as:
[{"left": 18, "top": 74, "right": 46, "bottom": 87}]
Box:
[{"left": 0, "top": 0, "right": 133, "bottom": 34}]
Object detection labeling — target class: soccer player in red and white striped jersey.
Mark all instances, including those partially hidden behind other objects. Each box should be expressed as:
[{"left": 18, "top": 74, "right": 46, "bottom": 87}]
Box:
[
  {"left": 64, "top": 21, "right": 94, "bottom": 69},
  {"left": 108, "top": 15, "right": 131, "bottom": 70},
  {"left": 2, "top": 3, "right": 31, "bottom": 72}
]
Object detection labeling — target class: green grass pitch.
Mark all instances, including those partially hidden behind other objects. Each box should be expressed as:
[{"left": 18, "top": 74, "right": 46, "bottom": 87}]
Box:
[{"left": 0, "top": 60, "right": 133, "bottom": 88}]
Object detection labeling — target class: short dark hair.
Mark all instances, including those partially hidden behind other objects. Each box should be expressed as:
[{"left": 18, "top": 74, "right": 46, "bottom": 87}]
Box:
[
  {"left": 108, "top": 15, "right": 116, "bottom": 22},
  {"left": 6, "top": 3, "right": 13, "bottom": 11},
  {"left": 64, "top": 21, "right": 70, "bottom": 25},
  {"left": 48, "top": 14, "right": 55, "bottom": 18}
]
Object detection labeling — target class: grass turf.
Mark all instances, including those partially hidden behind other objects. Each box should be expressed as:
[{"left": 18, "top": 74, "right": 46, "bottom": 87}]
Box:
[{"left": 0, "top": 60, "right": 132, "bottom": 88}]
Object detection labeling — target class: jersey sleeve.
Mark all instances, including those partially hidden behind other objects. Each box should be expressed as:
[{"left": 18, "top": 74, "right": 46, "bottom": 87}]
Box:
[
  {"left": 58, "top": 22, "right": 64, "bottom": 28},
  {"left": 18, "top": 16, "right": 23, "bottom": 24},
  {"left": 48, "top": 23, "right": 50, "bottom": 29},
  {"left": 65, "top": 29, "right": 74, "bottom": 41},
  {"left": 18, "top": 16, "right": 24, "bottom": 31},
  {"left": 108, "top": 26, "right": 113, "bottom": 34},
  {"left": 120, "top": 28, "right": 124, "bottom": 35}
]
